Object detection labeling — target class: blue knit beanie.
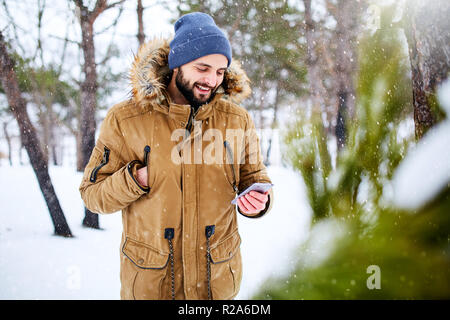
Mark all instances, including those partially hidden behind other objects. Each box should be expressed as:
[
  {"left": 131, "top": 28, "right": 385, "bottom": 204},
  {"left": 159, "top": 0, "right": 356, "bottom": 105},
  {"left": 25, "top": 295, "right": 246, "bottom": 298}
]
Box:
[{"left": 168, "top": 12, "right": 232, "bottom": 70}]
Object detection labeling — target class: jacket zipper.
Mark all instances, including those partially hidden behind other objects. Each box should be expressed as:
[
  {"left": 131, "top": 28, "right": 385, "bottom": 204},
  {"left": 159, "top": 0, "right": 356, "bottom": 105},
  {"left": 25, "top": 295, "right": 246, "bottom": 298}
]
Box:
[
  {"left": 182, "top": 106, "right": 199, "bottom": 190},
  {"left": 185, "top": 106, "right": 201, "bottom": 136},
  {"left": 89, "top": 146, "right": 110, "bottom": 182},
  {"left": 164, "top": 228, "right": 175, "bottom": 300},
  {"left": 186, "top": 107, "right": 193, "bottom": 135},
  {"left": 224, "top": 140, "right": 238, "bottom": 193},
  {"left": 205, "top": 225, "right": 215, "bottom": 300},
  {"left": 182, "top": 107, "right": 195, "bottom": 190}
]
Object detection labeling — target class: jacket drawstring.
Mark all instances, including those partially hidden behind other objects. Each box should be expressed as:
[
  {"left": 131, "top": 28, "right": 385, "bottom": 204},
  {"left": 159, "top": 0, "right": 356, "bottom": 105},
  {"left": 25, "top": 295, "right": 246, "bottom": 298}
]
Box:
[
  {"left": 164, "top": 228, "right": 175, "bottom": 300},
  {"left": 205, "top": 225, "right": 215, "bottom": 300}
]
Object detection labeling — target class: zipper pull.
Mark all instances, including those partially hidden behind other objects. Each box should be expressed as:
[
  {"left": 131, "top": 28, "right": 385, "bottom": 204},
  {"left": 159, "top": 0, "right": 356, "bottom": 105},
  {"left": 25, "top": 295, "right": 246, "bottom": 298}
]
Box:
[
  {"left": 103, "top": 146, "right": 110, "bottom": 162},
  {"left": 143, "top": 145, "right": 150, "bottom": 166},
  {"left": 164, "top": 228, "right": 174, "bottom": 240},
  {"left": 205, "top": 225, "right": 215, "bottom": 239}
]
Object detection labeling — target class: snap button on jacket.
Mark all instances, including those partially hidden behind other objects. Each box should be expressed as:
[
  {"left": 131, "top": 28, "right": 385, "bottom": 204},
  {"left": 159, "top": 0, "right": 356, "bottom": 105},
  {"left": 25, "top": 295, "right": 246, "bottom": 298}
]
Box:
[{"left": 79, "top": 38, "right": 274, "bottom": 300}]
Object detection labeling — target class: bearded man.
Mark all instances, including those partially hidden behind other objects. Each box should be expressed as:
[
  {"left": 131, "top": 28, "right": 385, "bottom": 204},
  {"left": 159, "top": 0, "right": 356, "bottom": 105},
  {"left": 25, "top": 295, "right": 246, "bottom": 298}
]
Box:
[{"left": 79, "top": 12, "right": 274, "bottom": 300}]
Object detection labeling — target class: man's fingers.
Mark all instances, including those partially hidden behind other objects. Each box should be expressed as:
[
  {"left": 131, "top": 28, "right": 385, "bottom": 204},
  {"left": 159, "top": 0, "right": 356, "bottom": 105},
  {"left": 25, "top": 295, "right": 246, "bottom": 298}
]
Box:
[
  {"left": 240, "top": 194, "right": 257, "bottom": 212},
  {"left": 237, "top": 190, "right": 270, "bottom": 214},
  {"left": 245, "top": 193, "right": 264, "bottom": 210},
  {"left": 249, "top": 191, "right": 268, "bottom": 202},
  {"left": 136, "top": 166, "right": 148, "bottom": 187},
  {"left": 237, "top": 197, "right": 249, "bottom": 213}
]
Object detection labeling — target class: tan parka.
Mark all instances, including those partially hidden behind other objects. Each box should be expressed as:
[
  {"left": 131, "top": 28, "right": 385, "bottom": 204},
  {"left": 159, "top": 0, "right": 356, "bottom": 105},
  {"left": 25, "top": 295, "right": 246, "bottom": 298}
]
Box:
[{"left": 79, "top": 38, "right": 273, "bottom": 300}]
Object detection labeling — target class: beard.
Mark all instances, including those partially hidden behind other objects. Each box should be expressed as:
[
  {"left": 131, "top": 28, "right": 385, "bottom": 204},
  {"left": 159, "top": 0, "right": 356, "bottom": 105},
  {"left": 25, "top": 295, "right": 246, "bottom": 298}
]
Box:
[{"left": 175, "top": 67, "right": 218, "bottom": 110}]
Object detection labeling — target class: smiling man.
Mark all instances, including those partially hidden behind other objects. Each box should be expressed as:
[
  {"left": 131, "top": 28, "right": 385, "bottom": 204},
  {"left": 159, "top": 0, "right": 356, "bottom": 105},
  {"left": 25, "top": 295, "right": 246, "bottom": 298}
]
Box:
[{"left": 79, "top": 12, "right": 274, "bottom": 300}]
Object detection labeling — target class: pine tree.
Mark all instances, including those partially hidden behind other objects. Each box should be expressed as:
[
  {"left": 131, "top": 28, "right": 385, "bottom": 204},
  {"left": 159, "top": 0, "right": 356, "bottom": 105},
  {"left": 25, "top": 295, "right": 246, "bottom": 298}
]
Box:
[{"left": 257, "top": 4, "right": 450, "bottom": 299}]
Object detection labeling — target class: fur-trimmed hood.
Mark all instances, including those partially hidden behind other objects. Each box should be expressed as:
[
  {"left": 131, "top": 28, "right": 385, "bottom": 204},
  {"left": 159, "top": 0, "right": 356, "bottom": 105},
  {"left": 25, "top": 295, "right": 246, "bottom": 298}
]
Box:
[{"left": 129, "top": 38, "right": 251, "bottom": 106}]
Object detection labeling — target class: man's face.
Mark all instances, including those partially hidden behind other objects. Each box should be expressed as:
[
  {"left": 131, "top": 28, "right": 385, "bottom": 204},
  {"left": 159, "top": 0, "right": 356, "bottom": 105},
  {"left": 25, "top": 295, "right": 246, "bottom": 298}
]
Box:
[{"left": 175, "top": 54, "right": 228, "bottom": 108}]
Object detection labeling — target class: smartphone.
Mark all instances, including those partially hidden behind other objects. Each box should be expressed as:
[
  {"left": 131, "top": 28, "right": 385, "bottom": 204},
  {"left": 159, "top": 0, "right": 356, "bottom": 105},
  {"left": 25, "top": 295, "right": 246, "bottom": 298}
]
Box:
[{"left": 231, "top": 182, "right": 274, "bottom": 205}]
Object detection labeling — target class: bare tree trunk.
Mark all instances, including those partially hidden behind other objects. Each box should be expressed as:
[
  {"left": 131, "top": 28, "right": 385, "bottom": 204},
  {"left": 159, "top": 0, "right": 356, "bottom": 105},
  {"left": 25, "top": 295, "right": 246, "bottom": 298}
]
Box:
[
  {"left": 304, "top": 0, "right": 327, "bottom": 116},
  {"left": 19, "top": 142, "right": 24, "bottom": 165},
  {"left": 331, "top": 0, "right": 363, "bottom": 150},
  {"left": 0, "top": 31, "right": 72, "bottom": 237},
  {"left": 40, "top": 107, "right": 50, "bottom": 164},
  {"left": 3, "top": 122, "right": 12, "bottom": 166},
  {"left": 79, "top": 20, "right": 97, "bottom": 171},
  {"left": 49, "top": 107, "right": 59, "bottom": 166},
  {"left": 403, "top": 0, "right": 450, "bottom": 140},
  {"left": 76, "top": 128, "right": 83, "bottom": 171},
  {"left": 79, "top": 12, "right": 99, "bottom": 229},
  {"left": 74, "top": 0, "right": 124, "bottom": 229},
  {"left": 137, "top": 0, "right": 145, "bottom": 47}
]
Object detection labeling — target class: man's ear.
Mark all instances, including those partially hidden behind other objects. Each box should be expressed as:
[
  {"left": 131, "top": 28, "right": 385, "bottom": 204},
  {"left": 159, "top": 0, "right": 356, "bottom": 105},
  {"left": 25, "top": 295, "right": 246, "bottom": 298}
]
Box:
[{"left": 168, "top": 68, "right": 178, "bottom": 85}]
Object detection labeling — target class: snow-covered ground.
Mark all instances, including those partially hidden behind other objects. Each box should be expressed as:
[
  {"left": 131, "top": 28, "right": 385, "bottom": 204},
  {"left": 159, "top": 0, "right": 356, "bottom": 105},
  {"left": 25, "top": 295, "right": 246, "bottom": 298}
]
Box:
[{"left": 0, "top": 163, "right": 311, "bottom": 300}]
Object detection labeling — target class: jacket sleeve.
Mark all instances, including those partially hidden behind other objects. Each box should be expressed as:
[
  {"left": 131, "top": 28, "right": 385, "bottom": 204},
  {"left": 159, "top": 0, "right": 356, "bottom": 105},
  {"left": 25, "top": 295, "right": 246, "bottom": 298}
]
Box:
[
  {"left": 79, "top": 109, "right": 149, "bottom": 214},
  {"left": 236, "top": 112, "right": 274, "bottom": 218}
]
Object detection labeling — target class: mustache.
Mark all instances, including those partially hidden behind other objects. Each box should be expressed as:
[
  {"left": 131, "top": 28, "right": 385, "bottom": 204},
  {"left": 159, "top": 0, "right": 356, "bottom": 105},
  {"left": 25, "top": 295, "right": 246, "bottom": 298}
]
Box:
[{"left": 194, "top": 82, "right": 215, "bottom": 90}]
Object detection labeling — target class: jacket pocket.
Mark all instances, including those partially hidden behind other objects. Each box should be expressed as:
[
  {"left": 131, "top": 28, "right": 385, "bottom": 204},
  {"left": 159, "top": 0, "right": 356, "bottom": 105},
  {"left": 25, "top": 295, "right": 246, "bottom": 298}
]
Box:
[
  {"left": 209, "top": 230, "right": 242, "bottom": 300},
  {"left": 89, "top": 146, "right": 110, "bottom": 182},
  {"left": 122, "top": 237, "right": 170, "bottom": 300},
  {"left": 122, "top": 237, "right": 169, "bottom": 269},
  {"left": 127, "top": 145, "right": 152, "bottom": 193}
]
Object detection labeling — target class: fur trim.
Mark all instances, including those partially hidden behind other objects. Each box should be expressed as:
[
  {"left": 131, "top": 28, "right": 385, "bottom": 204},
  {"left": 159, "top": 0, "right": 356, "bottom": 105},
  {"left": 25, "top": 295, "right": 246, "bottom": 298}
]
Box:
[{"left": 129, "top": 37, "right": 251, "bottom": 105}]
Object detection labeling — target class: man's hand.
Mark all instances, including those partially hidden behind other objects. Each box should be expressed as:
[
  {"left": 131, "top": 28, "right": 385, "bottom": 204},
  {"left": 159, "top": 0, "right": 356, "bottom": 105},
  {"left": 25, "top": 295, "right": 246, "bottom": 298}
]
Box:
[
  {"left": 237, "top": 190, "right": 269, "bottom": 216},
  {"left": 136, "top": 166, "right": 148, "bottom": 187}
]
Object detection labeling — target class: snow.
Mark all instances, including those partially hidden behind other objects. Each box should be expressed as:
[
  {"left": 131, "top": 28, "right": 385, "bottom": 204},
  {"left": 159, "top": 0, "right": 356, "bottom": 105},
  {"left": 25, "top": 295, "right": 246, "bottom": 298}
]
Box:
[
  {"left": 391, "top": 80, "right": 450, "bottom": 210},
  {"left": 0, "top": 165, "right": 122, "bottom": 299},
  {"left": 0, "top": 163, "right": 311, "bottom": 299}
]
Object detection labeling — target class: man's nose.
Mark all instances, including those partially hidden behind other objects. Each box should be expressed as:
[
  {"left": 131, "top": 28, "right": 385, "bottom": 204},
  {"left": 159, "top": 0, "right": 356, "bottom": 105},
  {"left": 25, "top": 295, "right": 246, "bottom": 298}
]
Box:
[{"left": 202, "top": 72, "right": 217, "bottom": 88}]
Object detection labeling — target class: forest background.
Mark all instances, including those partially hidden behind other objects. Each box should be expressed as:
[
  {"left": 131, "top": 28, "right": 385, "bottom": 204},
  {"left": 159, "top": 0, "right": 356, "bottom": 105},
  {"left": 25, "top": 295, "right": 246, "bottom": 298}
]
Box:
[{"left": 0, "top": 0, "right": 449, "bottom": 299}]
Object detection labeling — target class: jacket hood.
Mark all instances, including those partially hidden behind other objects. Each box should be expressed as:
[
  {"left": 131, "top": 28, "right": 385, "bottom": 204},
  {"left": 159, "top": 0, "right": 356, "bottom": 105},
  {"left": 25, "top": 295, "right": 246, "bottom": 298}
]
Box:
[{"left": 130, "top": 37, "right": 251, "bottom": 106}]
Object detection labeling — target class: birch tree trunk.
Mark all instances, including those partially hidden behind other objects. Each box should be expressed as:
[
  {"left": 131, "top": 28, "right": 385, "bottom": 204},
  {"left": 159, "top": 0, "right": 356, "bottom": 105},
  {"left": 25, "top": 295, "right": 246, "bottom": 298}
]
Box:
[
  {"left": 0, "top": 32, "right": 73, "bottom": 237},
  {"left": 403, "top": 0, "right": 450, "bottom": 139}
]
